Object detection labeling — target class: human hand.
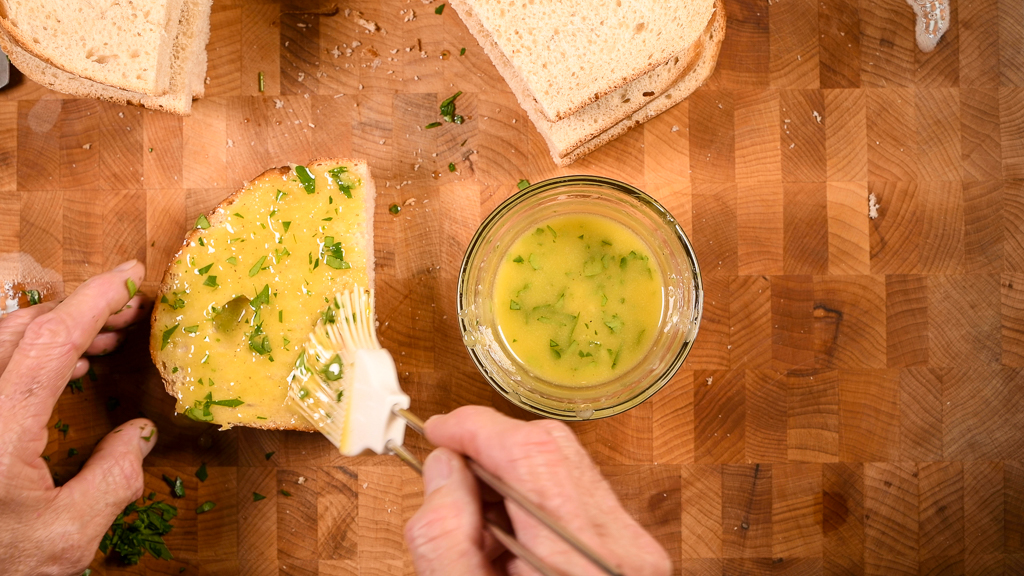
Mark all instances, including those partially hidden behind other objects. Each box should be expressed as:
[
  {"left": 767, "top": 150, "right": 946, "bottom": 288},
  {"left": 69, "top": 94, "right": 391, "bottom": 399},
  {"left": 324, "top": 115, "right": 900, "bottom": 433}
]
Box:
[
  {"left": 404, "top": 405, "right": 672, "bottom": 576},
  {"left": 0, "top": 260, "right": 156, "bottom": 575}
]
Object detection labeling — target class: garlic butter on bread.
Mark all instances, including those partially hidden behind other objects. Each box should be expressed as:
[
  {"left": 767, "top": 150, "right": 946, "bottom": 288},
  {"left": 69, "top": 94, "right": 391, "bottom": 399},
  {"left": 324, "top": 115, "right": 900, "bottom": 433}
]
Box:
[{"left": 150, "top": 159, "right": 375, "bottom": 430}]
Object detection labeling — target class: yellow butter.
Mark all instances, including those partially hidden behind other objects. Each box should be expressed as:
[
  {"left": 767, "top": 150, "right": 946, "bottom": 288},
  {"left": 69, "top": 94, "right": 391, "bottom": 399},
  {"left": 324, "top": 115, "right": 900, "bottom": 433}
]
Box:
[
  {"left": 151, "top": 164, "right": 370, "bottom": 428},
  {"left": 492, "top": 214, "right": 664, "bottom": 387}
]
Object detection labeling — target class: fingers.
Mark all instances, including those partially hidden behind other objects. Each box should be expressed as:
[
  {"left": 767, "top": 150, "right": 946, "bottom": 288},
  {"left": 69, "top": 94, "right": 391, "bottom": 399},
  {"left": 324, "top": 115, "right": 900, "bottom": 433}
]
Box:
[
  {"left": 0, "top": 301, "right": 58, "bottom": 375},
  {"left": 425, "top": 406, "right": 663, "bottom": 576},
  {"left": 70, "top": 358, "right": 90, "bottom": 381},
  {"left": 405, "top": 448, "right": 499, "bottom": 576},
  {"left": 0, "top": 260, "right": 144, "bottom": 446},
  {"left": 84, "top": 331, "right": 125, "bottom": 356},
  {"left": 54, "top": 418, "right": 157, "bottom": 541},
  {"left": 102, "top": 295, "right": 151, "bottom": 331},
  {"left": 425, "top": 406, "right": 604, "bottom": 489}
]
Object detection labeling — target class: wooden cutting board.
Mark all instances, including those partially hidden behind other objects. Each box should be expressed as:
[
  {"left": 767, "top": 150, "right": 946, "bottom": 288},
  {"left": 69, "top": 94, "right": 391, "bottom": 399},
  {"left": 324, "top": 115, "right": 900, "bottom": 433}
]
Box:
[{"left": 1, "top": 0, "right": 1022, "bottom": 573}]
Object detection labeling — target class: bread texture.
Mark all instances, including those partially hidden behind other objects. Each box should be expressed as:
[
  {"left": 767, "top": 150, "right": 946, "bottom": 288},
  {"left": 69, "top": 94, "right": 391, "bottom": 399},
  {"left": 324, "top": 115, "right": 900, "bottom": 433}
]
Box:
[
  {"left": 0, "top": 0, "right": 185, "bottom": 95},
  {"left": 554, "top": 0, "right": 725, "bottom": 166},
  {"left": 150, "top": 159, "right": 376, "bottom": 431},
  {"left": 0, "top": 0, "right": 211, "bottom": 114},
  {"left": 456, "top": 0, "right": 715, "bottom": 159},
  {"left": 449, "top": 0, "right": 716, "bottom": 122}
]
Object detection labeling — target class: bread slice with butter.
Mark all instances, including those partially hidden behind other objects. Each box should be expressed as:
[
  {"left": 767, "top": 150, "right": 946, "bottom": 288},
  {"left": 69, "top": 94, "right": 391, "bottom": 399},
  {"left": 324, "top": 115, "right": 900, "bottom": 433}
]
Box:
[{"left": 150, "top": 159, "right": 375, "bottom": 430}]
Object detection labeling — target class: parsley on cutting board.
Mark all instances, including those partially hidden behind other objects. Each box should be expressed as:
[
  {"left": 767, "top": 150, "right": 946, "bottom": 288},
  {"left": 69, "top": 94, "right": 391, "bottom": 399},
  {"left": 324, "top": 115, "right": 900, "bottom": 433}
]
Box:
[{"left": 99, "top": 499, "right": 177, "bottom": 564}]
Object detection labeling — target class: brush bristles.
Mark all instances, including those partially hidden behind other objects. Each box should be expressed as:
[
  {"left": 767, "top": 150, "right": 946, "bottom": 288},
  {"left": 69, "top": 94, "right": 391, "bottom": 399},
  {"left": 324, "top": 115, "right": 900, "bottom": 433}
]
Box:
[{"left": 286, "top": 288, "right": 380, "bottom": 449}]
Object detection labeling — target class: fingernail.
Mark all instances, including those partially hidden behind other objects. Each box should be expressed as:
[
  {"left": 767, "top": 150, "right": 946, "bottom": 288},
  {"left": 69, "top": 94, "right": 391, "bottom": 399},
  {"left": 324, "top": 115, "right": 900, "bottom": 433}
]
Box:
[
  {"left": 114, "top": 259, "right": 138, "bottom": 272},
  {"left": 423, "top": 449, "right": 452, "bottom": 495},
  {"left": 138, "top": 422, "right": 158, "bottom": 456}
]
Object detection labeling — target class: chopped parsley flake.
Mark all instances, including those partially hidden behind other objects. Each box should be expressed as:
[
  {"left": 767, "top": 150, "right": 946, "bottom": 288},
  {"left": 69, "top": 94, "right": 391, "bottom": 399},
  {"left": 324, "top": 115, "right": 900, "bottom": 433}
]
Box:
[
  {"left": 389, "top": 204, "right": 401, "bottom": 215},
  {"left": 295, "top": 165, "right": 316, "bottom": 194},
  {"left": 196, "top": 464, "right": 208, "bottom": 482},
  {"left": 195, "top": 215, "right": 210, "bottom": 229},
  {"left": 253, "top": 492, "right": 266, "bottom": 502},
  {"left": 328, "top": 166, "right": 353, "bottom": 198},
  {"left": 195, "top": 501, "right": 216, "bottom": 515},
  {"left": 161, "top": 324, "right": 179, "bottom": 350},
  {"left": 517, "top": 179, "right": 530, "bottom": 190},
  {"left": 126, "top": 278, "right": 138, "bottom": 299},
  {"left": 440, "top": 91, "right": 464, "bottom": 124},
  {"left": 197, "top": 264, "right": 213, "bottom": 275},
  {"left": 23, "top": 289, "right": 41, "bottom": 305},
  {"left": 435, "top": 3, "right": 445, "bottom": 14},
  {"left": 249, "top": 255, "right": 267, "bottom": 277},
  {"left": 163, "top": 475, "right": 185, "bottom": 498},
  {"left": 203, "top": 276, "right": 218, "bottom": 288}
]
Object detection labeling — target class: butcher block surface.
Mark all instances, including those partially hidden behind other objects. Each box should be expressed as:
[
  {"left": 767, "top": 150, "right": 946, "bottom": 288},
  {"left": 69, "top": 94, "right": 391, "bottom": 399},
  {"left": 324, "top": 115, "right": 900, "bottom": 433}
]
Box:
[{"left": 1, "top": 0, "right": 1024, "bottom": 573}]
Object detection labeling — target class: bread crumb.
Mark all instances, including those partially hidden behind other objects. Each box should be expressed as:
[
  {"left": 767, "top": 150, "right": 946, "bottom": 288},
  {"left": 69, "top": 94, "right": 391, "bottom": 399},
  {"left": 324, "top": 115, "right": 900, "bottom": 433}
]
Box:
[
  {"left": 868, "top": 193, "right": 880, "bottom": 219},
  {"left": 227, "top": 139, "right": 234, "bottom": 148},
  {"left": 812, "top": 110, "right": 822, "bottom": 123},
  {"left": 274, "top": 99, "right": 284, "bottom": 108},
  {"left": 82, "top": 143, "right": 92, "bottom": 150},
  {"left": 118, "top": 112, "right": 124, "bottom": 118},
  {"left": 330, "top": 45, "right": 341, "bottom": 58},
  {"left": 706, "top": 377, "right": 713, "bottom": 385},
  {"left": 671, "top": 125, "right": 680, "bottom": 132},
  {"left": 297, "top": 476, "right": 306, "bottom": 485},
  {"left": 403, "top": 197, "right": 417, "bottom": 206}
]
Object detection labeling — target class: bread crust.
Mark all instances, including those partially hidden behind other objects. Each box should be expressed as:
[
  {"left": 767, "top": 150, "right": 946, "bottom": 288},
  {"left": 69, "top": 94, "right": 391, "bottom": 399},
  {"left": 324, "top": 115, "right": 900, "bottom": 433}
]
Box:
[
  {"left": 150, "top": 160, "right": 374, "bottom": 432},
  {"left": 450, "top": 0, "right": 716, "bottom": 121},
  {"left": 452, "top": 0, "right": 713, "bottom": 155},
  {"left": 0, "top": 0, "right": 184, "bottom": 96},
  {"left": 553, "top": 0, "right": 726, "bottom": 166},
  {"left": 0, "top": 0, "right": 210, "bottom": 114}
]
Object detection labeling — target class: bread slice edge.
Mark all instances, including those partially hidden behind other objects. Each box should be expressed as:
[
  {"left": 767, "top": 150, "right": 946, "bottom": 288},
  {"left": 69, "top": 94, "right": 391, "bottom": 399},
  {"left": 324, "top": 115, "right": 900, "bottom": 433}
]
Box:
[
  {"left": 553, "top": 0, "right": 726, "bottom": 166},
  {"left": 149, "top": 159, "right": 376, "bottom": 432}
]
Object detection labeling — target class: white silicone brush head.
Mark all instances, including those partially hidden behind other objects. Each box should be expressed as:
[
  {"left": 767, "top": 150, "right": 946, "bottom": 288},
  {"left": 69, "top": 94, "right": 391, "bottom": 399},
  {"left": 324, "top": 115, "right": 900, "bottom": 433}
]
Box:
[{"left": 287, "top": 289, "right": 409, "bottom": 455}]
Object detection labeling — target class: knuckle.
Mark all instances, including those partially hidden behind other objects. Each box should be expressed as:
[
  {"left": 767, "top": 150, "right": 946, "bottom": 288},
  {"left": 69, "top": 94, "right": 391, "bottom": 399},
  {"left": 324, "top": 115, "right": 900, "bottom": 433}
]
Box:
[
  {"left": 404, "top": 506, "right": 461, "bottom": 553},
  {"left": 20, "top": 314, "right": 78, "bottom": 361},
  {"left": 106, "top": 453, "right": 145, "bottom": 499},
  {"left": 506, "top": 424, "right": 563, "bottom": 464}
]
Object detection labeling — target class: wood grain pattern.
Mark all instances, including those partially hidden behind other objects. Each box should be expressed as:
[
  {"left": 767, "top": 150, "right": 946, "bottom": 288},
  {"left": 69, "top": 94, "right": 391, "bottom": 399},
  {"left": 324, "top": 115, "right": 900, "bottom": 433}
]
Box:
[{"left": 1, "top": 0, "right": 1022, "bottom": 574}]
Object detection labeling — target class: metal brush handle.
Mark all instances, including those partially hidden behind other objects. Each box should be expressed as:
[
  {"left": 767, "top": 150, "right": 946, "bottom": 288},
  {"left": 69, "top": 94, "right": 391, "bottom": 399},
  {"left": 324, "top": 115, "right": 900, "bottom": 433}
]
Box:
[{"left": 388, "top": 408, "right": 624, "bottom": 576}]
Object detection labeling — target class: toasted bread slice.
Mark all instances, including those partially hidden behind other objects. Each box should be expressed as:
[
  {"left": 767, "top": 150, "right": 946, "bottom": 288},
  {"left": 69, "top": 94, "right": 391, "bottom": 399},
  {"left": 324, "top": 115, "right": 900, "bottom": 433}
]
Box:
[
  {"left": 0, "top": 0, "right": 211, "bottom": 114},
  {"left": 449, "top": 0, "right": 716, "bottom": 122},
  {"left": 0, "top": 0, "right": 185, "bottom": 95},
  {"left": 150, "top": 159, "right": 376, "bottom": 430},
  {"left": 553, "top": 0, "right": 725, "bottom": 166}
]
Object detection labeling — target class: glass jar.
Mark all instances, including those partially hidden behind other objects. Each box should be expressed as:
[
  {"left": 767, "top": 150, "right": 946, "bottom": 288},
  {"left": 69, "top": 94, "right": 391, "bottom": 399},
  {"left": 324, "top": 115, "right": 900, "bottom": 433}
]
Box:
[{"left": 458, "top": 176, "right": 703, "bottom": 420}]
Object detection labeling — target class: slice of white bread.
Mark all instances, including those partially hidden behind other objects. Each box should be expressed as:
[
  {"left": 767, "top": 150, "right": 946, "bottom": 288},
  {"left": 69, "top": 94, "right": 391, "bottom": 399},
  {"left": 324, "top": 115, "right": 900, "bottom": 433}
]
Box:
[
  {"left": 150, "top": 159, "right": 376, "bottom": 430},
  {"left": 456, "top": 0, "right": 717, "bottom": 160},
  {"left": 449, "top": 0, "right": 716, "bottom": 122},
  {"left": 0, "top": 0, "right": 185, "bottom": 95},
  {"left": 0, "top": 0, "right": 211, "bottom": 114},
  {"left": 553, "top": 0, "right": 725, "bottom": 166}
]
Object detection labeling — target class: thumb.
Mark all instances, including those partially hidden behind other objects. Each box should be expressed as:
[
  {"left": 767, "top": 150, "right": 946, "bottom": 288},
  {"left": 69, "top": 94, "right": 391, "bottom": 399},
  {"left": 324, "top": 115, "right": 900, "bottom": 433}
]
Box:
[
  {"left": 404, "top": 448, "right": 498, "bottom": 576},
  {"left": 55, "top": 418, "right": 157, "bottom": 538}
]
